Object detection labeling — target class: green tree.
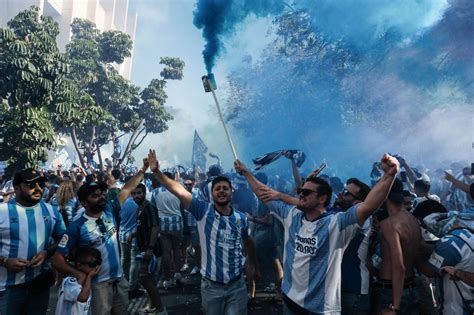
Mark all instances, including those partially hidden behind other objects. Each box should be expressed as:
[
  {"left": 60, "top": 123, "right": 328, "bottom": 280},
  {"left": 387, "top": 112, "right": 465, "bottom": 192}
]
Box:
[
  {"left": 60, "top": 19, "right": 184, "bottom": 169},
  {"left": 0, "top": 6, "right": 74, "bottom": 174}
]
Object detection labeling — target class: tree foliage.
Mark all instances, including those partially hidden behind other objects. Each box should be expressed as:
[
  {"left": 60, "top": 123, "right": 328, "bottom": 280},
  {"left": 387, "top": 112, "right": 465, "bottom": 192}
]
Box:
[
  {"left": 0, "top": 6, "right": 74, "bottom": 173},
  {"left": 59, "top": 18, "right": 184, "bottom": 168}
]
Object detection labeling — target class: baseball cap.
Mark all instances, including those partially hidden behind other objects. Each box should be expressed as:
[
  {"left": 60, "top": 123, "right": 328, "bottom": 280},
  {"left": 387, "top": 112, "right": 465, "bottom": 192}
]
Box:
[
  {"left": 387, "top": 178, "right": 404, "bottom": 204},
  {"left": 77, "top": 182, "right": 108, "bottom": 201},
  {"left": 13, "top": 169, "right": 47, "bottom": 186}
]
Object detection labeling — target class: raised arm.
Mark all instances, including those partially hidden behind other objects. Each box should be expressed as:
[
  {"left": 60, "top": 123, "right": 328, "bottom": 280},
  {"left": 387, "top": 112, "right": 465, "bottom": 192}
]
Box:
[
  {"left": 284, "top": 151, "right": 303, "bottom": 189},
  {"left": 148, "top": 150, "right": 192, "bottom": 209},
  {"left": 356, "top": 154, "right": 399, "bottom": 225},
  {"left": 234, "top": 160, "right": 298, "bottom": 205},
  {"left": 117, "top": 158, "right": 149, "bottom": 205},
  {"left": 444, "top": 171, "right": 470, "bottom": 193}
]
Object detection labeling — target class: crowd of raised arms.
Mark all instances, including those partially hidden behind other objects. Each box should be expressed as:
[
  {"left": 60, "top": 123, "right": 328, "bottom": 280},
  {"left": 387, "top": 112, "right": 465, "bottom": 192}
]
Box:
[{"left": 0, "top": 149, "right": 472, "bottom": 315}]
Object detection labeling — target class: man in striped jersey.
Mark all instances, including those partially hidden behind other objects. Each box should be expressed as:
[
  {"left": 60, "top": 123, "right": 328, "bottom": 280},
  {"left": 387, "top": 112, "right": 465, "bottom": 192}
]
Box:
[
  {"left": 0, "top": 169, "right": 66, "bottom": 314},
  {"left": 148, "top": 150, "right": 259, "bottom": 315},
  {"left": 234, "top": 154, "right": 399, "bottom": 314},
  {"left": 153, "top": 172, "right": 183, "bottom": 289},
  {"left": 52, "top": 158, "right": 150, "bottom": 314}
]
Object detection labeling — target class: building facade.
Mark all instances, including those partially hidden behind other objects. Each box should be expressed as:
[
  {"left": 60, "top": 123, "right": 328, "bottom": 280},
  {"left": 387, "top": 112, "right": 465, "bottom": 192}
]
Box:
[{"left": 0, "top": 0, "right": 136, "bottom": 80}]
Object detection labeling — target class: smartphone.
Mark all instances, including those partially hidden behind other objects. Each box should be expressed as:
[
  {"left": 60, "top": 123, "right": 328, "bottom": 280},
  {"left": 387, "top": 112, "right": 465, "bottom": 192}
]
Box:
[{"left": 471, "top": 162, "right": 474, "bottom": 175}]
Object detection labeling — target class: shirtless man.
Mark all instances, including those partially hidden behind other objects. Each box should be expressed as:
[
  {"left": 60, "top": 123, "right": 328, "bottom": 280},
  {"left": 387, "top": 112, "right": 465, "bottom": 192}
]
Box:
[{"left": 374, "top": 178, "right": 421, "bottom": 315}]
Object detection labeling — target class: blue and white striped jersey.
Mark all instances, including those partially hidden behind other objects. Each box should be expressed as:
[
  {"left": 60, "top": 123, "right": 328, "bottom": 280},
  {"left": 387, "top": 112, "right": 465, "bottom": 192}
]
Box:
[
  {"left": 154, "top": 187, "right": 183, "bottom": 231},
  {"left": 341, "top": 216, "right": 371, "bottom": 294},
  {"left": 188, "top": 197, "right": 249, "bottom": 284},
  {"left": 267, "top": 201, "right": 361, "bottom": 313},
  {"left": 56, "top": 199, "right": 122, "bottom": 284},
  {"left": 428, "top": 228, "right": 474, "bottom": 315},
  {"left": 55, "top": 277, "right": 91, "bottom": 315},
  {"left": 0, "top": 199, "right": 66, "bottom": 290}
]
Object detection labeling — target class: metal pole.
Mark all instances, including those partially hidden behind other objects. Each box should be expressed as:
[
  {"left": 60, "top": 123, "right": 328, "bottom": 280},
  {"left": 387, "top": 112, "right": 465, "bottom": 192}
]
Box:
[{"left": 209, "top": 83, "right": 238, "bottom": 160}]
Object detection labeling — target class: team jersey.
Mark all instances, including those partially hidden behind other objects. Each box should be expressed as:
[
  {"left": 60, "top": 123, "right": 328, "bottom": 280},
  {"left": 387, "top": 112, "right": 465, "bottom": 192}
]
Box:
[
  {"left": 428, "top": 228, "right": 474, "bottom": 315},
  {"left": 154, "top": 187, "right": 183, "bottom": 231},
  {"left": 55, "top": 277, "right": 91, "bottom": 315},
  {"left": 0, "top": 199, "right": 66, "bottom": 290},
  {"left": 57, "top": 199, "right": 122, "bottom": 284},
  {"left": 188, "top": 197, "right": 249, "bottom": 283},
  {"left": 341, "top": 216, "right": 371, "bottom": 294},
  {"left": 267, "top": 201, "right": 361, "bottom": 313},
  {"left": 118, "top": 198, "right": 138, "bottom": 243}
]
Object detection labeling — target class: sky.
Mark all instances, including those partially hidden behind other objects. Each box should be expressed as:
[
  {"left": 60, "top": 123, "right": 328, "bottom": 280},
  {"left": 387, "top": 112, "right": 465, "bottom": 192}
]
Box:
[{"left": 128, "top": 0, "right": 275, "bottom": 169}]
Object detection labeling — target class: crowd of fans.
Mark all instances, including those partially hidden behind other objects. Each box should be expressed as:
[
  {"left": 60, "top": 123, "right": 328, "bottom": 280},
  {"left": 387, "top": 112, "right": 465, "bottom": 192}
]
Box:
[{"left": 0, "top": 150, "right": 472, "bottom": 315}]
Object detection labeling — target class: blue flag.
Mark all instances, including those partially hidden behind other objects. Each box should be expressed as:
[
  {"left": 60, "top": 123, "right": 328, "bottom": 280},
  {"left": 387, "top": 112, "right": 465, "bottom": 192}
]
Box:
[{"left": 192, "top": 130, "right": 208, "bottom": 172}]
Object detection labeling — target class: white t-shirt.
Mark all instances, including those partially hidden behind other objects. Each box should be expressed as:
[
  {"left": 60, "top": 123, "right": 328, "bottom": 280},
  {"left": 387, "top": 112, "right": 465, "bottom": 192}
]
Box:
[{"left": 55, "top": 277, "right": 91, "bottom": 315}]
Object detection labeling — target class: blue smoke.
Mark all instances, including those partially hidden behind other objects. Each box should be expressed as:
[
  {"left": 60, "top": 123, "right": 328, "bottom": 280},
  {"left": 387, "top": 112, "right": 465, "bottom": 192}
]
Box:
[
  {"left": 193, "top": 0, "right": 286, "bottom": 73},
  {"left": 223, "top": 0, "right": 473, "bottom": 181}
]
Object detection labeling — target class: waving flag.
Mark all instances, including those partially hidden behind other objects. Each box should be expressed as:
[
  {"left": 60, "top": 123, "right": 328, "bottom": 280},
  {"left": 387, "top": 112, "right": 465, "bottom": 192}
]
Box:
[
  {"left": 192, "top": 130, "right": 208, "bottom": 172},
  {"left": 252, "top": 150, "right": 306, "bottom": 170}
]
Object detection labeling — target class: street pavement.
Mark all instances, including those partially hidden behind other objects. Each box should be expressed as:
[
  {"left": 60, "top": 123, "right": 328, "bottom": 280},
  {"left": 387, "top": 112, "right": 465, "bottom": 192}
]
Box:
[{"left": 46, "top": 272, "right": 283, "bottom": 314}]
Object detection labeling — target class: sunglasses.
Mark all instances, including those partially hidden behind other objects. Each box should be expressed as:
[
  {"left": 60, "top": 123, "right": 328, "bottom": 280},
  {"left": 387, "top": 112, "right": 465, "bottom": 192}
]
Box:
[
  {"left": 184, "top": 183, "right": 193, "bottom": 186},
  {"left": 297, "top": 188, "right": 318, "bottom": 197},
  {"left": 96, "top": 218, "right": 107, "bottom": 234},
  {"left": 78, "top": 259, "right": 101, "bottom": 268},
  {"left": 24, "top": 181, "right": 46, "bottom": 189},
  {"left": 342, "top": 188, "right": 360, "bottom": 200}
]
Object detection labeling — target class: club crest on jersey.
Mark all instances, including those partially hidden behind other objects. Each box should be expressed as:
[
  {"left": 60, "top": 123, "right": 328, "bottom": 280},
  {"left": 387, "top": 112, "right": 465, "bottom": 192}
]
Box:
[
  {"left": 58, "top": 234, "right": 69, "bottom": 248},
  {"left": 43, "top": 216, "right": 50, "bottom": 222}
]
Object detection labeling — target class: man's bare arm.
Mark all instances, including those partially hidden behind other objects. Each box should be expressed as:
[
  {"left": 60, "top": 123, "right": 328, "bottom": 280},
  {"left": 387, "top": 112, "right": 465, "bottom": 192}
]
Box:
[
  {"left": 148, "top": 150, "right": 192, "bottom": 209},
  {"left": 234, "top": 160, "right": 298, "bottom": 205},
  {"left": 444, "top": 171, "right": 470, "bottom": 193},
  {"left": 383, "top": 224, "right": 405, "bottom": 310},
  {"left": 356, "top": 154, "right": 399, "bottom": 225},
  {"left": 117, "top": 158, "right": 149, "bottom": 205}
]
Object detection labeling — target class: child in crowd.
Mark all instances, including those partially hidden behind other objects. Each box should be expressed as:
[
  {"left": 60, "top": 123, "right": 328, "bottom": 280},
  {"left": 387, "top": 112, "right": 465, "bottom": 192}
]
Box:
[{"left": 55, "top": 246, "right": 101, "bottom": 315}]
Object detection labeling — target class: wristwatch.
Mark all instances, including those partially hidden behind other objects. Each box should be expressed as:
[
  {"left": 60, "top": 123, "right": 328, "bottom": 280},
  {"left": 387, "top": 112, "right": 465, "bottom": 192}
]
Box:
[
  {"left": 388, "top": 304, "right": 400, "bottom": 313},
  {"left": 0, "top": 256, "right": 7, "bottom": 267}
]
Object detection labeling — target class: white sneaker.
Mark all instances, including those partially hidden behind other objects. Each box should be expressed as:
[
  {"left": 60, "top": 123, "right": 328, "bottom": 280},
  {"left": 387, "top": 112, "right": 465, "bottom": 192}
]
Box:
[
  {"left": 180, "top": 264, "right": 189, "bottom": 272},
  {"left": 138, "top": 306, "right": 168, "bottom": 314},
  {"left": 190, "top": 266, "right": 200, "bottom": 275}
]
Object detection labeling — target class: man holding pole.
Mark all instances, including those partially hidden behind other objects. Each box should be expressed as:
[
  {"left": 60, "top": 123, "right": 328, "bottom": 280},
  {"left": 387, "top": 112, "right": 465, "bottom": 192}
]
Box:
[
  {"left": 148, "top": 149, "right": 259, "bottom": 315},
  {"left": 234, "top": 154, "right": 399, "bottom": 314}
]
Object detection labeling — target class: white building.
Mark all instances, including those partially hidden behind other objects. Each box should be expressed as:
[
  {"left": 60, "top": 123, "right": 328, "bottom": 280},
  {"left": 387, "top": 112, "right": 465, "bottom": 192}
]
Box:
[{"left": 0, "top": 0, "right": 137, "bottom": 80}]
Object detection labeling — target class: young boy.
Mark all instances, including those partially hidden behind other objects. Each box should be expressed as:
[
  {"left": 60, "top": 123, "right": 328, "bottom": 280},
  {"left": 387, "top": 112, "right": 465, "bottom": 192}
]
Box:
[{"left": 55, "top": 246, "right": 101, "bottom": 315}]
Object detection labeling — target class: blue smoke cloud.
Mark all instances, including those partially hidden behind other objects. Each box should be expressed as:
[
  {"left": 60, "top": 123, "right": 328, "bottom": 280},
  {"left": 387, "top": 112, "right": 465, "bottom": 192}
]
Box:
[
  {"left": 223, "top": 0, "right": 473, "bottom": 181},
  {"left": 193, "top": 0, "right": 285, "bottom": 73}
]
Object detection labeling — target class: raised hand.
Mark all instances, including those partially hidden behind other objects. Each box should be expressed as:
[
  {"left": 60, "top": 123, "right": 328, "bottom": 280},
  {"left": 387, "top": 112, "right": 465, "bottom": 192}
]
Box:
[
  {"left": 257, "top": 186, "right": 281, "bottom": 203},
  {"left": 148, "top": 149, "right": 160, "bottom": 173},
  {"left": 380, "top": 154, "right": 399, "bottom": 177},
  {"left": 234, "top": 159, "right": 248, "bottom": 175},
  {"left": 142, "top": 157, "right": 149, "bottom": 172}
]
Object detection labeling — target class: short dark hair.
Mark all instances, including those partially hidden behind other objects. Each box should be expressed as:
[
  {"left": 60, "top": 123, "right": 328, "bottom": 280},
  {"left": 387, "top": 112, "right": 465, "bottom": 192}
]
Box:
[
  {"left": 135, "top": 183, "right": 146, "bottom": 194},
  {"left": 211, "top": 176, "right": 232, "bottom": 192},
  {"left": 85, "top": 174, "right": 95, "bottom": 184},
  {"left": 346, "top": 178, "right": 371, "bottom": 201},
  {"left": 75, "top": 246, "right": 101, "bottom": 263},
  {"left": 305, "top": 176, "right": 332, "bottom": 207},
  {"left": 111, "top": 169, "right": 122, "bottom": 180},
  {"left": 414, "top": 179, "right": 430, "bottom": 194}
]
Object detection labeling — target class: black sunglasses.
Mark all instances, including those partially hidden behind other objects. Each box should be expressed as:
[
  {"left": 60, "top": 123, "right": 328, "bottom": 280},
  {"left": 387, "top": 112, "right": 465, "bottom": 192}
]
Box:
[
  {"left": 342, "top": 188, "right": 360, "bottom": 200},
  {"left": 96, "top": 218, "right": 107, "bottom": 234},
  {"left": 78, "top": 259, "right": 102, "bottom": 268},
  {"left": 297, "top": 188, "right": 318, "bottom": 197},
  {"left": 25, "top": 181, "right": 46, "bottom": 189}
]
